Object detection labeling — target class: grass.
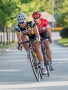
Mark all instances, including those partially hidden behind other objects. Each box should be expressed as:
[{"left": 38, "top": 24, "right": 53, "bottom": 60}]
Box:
[
  {"left": 0, "top": 42, "right": 17, "bottom": 49},
  {"left": 57, "top": 38, "right": 68, "bottom": 46}
]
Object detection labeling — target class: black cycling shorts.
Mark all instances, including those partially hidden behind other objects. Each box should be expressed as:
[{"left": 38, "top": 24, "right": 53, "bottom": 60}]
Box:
[
  {"left": 40, "top": 30, "right": 49, "bottom": 40},
  {"left": 27, "top": 34, "right": 36, "bottom": 40}
]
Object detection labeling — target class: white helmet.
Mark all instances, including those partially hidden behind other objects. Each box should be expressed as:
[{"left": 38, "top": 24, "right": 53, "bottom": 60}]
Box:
[{"left": 17, "top": 13, "right": 27, "bottom": 23}]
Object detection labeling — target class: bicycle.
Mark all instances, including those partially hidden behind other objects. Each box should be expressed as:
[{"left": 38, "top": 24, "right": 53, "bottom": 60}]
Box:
[
  {"left": 18, "top": 39, "right": 43, "bottom": 82},
  {"left": 40, "top": 38, "right": 50, "bottom": 76}
]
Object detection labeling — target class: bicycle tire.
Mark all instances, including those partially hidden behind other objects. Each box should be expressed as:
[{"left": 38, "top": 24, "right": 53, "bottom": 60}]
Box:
[
  {"left": 44, "top": 61, "right": 49, "bottom": 76},
  {"left": 42, "top": 46, "right": 49, "bottom": 76},
  {"left": 29, "top": 49, "right": 42, "bottom": 82}
]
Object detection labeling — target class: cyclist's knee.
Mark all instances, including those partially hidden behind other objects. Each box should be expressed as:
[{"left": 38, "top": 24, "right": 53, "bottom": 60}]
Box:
[
  {"left": 44, "top": 41, "right": 50, "bottom": 49},
  {"left": 35, "top": 45, "right": 41, "bottom": 53},
  {"left": 21, "top": 35, "right": 29, "bottom": 41},
  {"left": 46, "top": 45, "right": 50, "bottom": 50}
]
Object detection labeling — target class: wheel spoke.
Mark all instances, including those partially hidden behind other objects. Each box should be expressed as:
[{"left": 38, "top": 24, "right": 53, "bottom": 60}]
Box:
[{"left": 30, "top": 51, "right": 42, "bottom": 82}]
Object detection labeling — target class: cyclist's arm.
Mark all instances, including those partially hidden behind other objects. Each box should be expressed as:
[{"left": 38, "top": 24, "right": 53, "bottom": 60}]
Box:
[
  {"left": 33, "top": 26, "right": 40, "bottom": 41},
  {"left": 16, "top": 31, "right": 22, "bottom": 50},
  {"left": 15, "top": 26, "right": 22, "bottom": 44},
  {"left": 16, "top": 31, "right": 22, "bottom": 44},
  {"left": 44, "top": 19, "right": 52, "bottom": 38},
  {"left": 47, "top": 26, "right": 52, "bottom": 38},
  {"left": 15, "top": 27, "right": 22, "bottom": 50}
]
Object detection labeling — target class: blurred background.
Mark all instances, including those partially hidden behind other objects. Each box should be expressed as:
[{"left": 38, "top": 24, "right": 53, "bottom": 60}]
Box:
[{"left": 0, "top": 0, "right": 68, "bottom": 47}]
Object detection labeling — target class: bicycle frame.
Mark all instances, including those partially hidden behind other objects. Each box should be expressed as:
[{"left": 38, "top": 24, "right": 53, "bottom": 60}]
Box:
[
  {"left": 19, "top": 39, "right": 43, "bottom": 81},
  {"left": 40, "top": 38, "right": 50, "bottom": 76}
]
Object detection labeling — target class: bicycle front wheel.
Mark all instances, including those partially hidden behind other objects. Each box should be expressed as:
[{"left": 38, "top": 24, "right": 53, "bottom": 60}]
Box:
[{"left": 29, "top": 50, "right": 42, "bottom": 82}]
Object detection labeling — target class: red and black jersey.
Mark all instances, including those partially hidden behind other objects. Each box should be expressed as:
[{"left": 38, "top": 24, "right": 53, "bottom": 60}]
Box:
[{"left": 35, "top": 18, "right": 50, "bottom": 34}]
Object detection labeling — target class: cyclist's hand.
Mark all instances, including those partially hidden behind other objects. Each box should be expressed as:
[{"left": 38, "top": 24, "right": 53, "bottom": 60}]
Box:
[
  {"left": 48, "top": 36, "right": 52, "bottom": 43},
  {"left": 35, "top": 38, "right": 40, "bottom": 43},
  {"left": 36, "top": 40, "right": 41, "bottom": 45},
  {"left": 17, "top": 44, "right": 22, "bottom": 51},
  {"left": 38, "top": 27, "right": 46, "bottom": 31},
  {"left": 50, "top": 38, "right": 52, "bottom": 43},
  {"left": 38, "top": 28, "right": 43, "bottom": 31}
]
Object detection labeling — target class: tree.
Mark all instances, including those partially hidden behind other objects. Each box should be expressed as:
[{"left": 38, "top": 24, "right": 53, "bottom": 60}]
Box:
[
  {"left": 0, "top": 0, "right": 21, "bottom": 45},
  {"left": 57, "top": 0, "right": 68, "bottom": 27},
  {"left": 0, "top": 0, "right": 22, "bottom": 27},
  {"left": 54, "top": 0, "right": 65, "bottom": 14}
]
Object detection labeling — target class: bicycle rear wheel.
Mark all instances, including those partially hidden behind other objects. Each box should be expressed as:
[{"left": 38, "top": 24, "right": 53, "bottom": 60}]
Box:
[
  {"left": 42, "top": 46, "right": 49, "bottom": 76},
  {"left": 29, "top": 50, "right": 42, "bottom": 82},
  {"left": 44, "top": 60, "right": 49, "bottom": 76}
]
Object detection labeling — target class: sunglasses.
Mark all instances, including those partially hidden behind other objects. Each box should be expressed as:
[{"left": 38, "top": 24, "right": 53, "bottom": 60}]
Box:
[
  {"left": 34, "top": 17, "right": 40, "bottom": 20},
  {"left": 18, "top": 22, "right": 25, "bottom": 24}
]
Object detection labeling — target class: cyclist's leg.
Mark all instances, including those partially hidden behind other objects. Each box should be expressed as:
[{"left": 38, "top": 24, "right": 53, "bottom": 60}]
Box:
[
  {"left": 21, "top": 34, "right": 30, "bottom": 59},
  {"left": 21, "top": 34, "right": 29, "bottom": 50},
  {"left": 29, "top": 34, "right": 47, "bottom": 74},
  {"left": 29, "top": 34, "right": 44, "bottom": 62},
  {"left": 33, "top": 41, "right": 47, "bottom": 74},
  {"left": 44, "top": 40, "right": 54, "bottom": 70},
  {"left": 44, "top": 40, "right": 52, "bottom": 63},
  {"left": 40, "top": 31, "right": 54, "bottom": 70}
]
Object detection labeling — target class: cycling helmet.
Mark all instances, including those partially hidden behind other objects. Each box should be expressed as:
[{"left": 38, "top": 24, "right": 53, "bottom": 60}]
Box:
[
  {"left": 17, "top": 13, "right": 27, "bottom": 23},
  {"left": 32, "top": 11, "right": 41, "bottom": 19}
]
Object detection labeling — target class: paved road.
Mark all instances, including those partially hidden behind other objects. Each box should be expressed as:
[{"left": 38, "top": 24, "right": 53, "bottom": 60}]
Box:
[{"left": 0, "top": 32, "right": 68, "bottom": 90}]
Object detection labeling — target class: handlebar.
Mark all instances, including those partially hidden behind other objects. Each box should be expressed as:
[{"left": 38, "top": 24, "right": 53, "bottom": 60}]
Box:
[
  {"left": 19, "top": 40, "right": 30, "bottom": 46},
  {"left": 18, "top": 39, "right": 37, "bottom": 47}
]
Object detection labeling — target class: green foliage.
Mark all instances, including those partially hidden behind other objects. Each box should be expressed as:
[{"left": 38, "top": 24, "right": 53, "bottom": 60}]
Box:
[
  {"left": 0, "top": 0, "right": 21, "bottom": 27},
  {"left": 0, "top": 0, "right": 67, "bottom": 28},
  {"left": 57, "top": 12, "right": 68, "bottom": 27},
  {"left": 54, "top": 0, "right": 64, "bottom": 14},
  {"left": 39, "top": 0, "right": 52, "bottom": 13},
  {"left": 0, "top": 0, "right": 61, "bottom": 24},
  {"left": 60, "top": 27, "right": 68, "bottom": 38},
  {"left": 57, "top": 0, "right": 68, "bottom": 27},
  {"left": 20, "top": 0, "right": 53, "bottom": 15},
  {"left": 20, "top": 0, "right": 33, "bottom": 3}
]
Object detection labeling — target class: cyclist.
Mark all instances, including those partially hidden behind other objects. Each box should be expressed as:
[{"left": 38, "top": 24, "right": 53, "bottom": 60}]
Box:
[
  {"left": 32, "top": 11, "right": 54, "bottom": 71},
  {"left": 15, "top": 12, "right": 47, "bottom": 74}
]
